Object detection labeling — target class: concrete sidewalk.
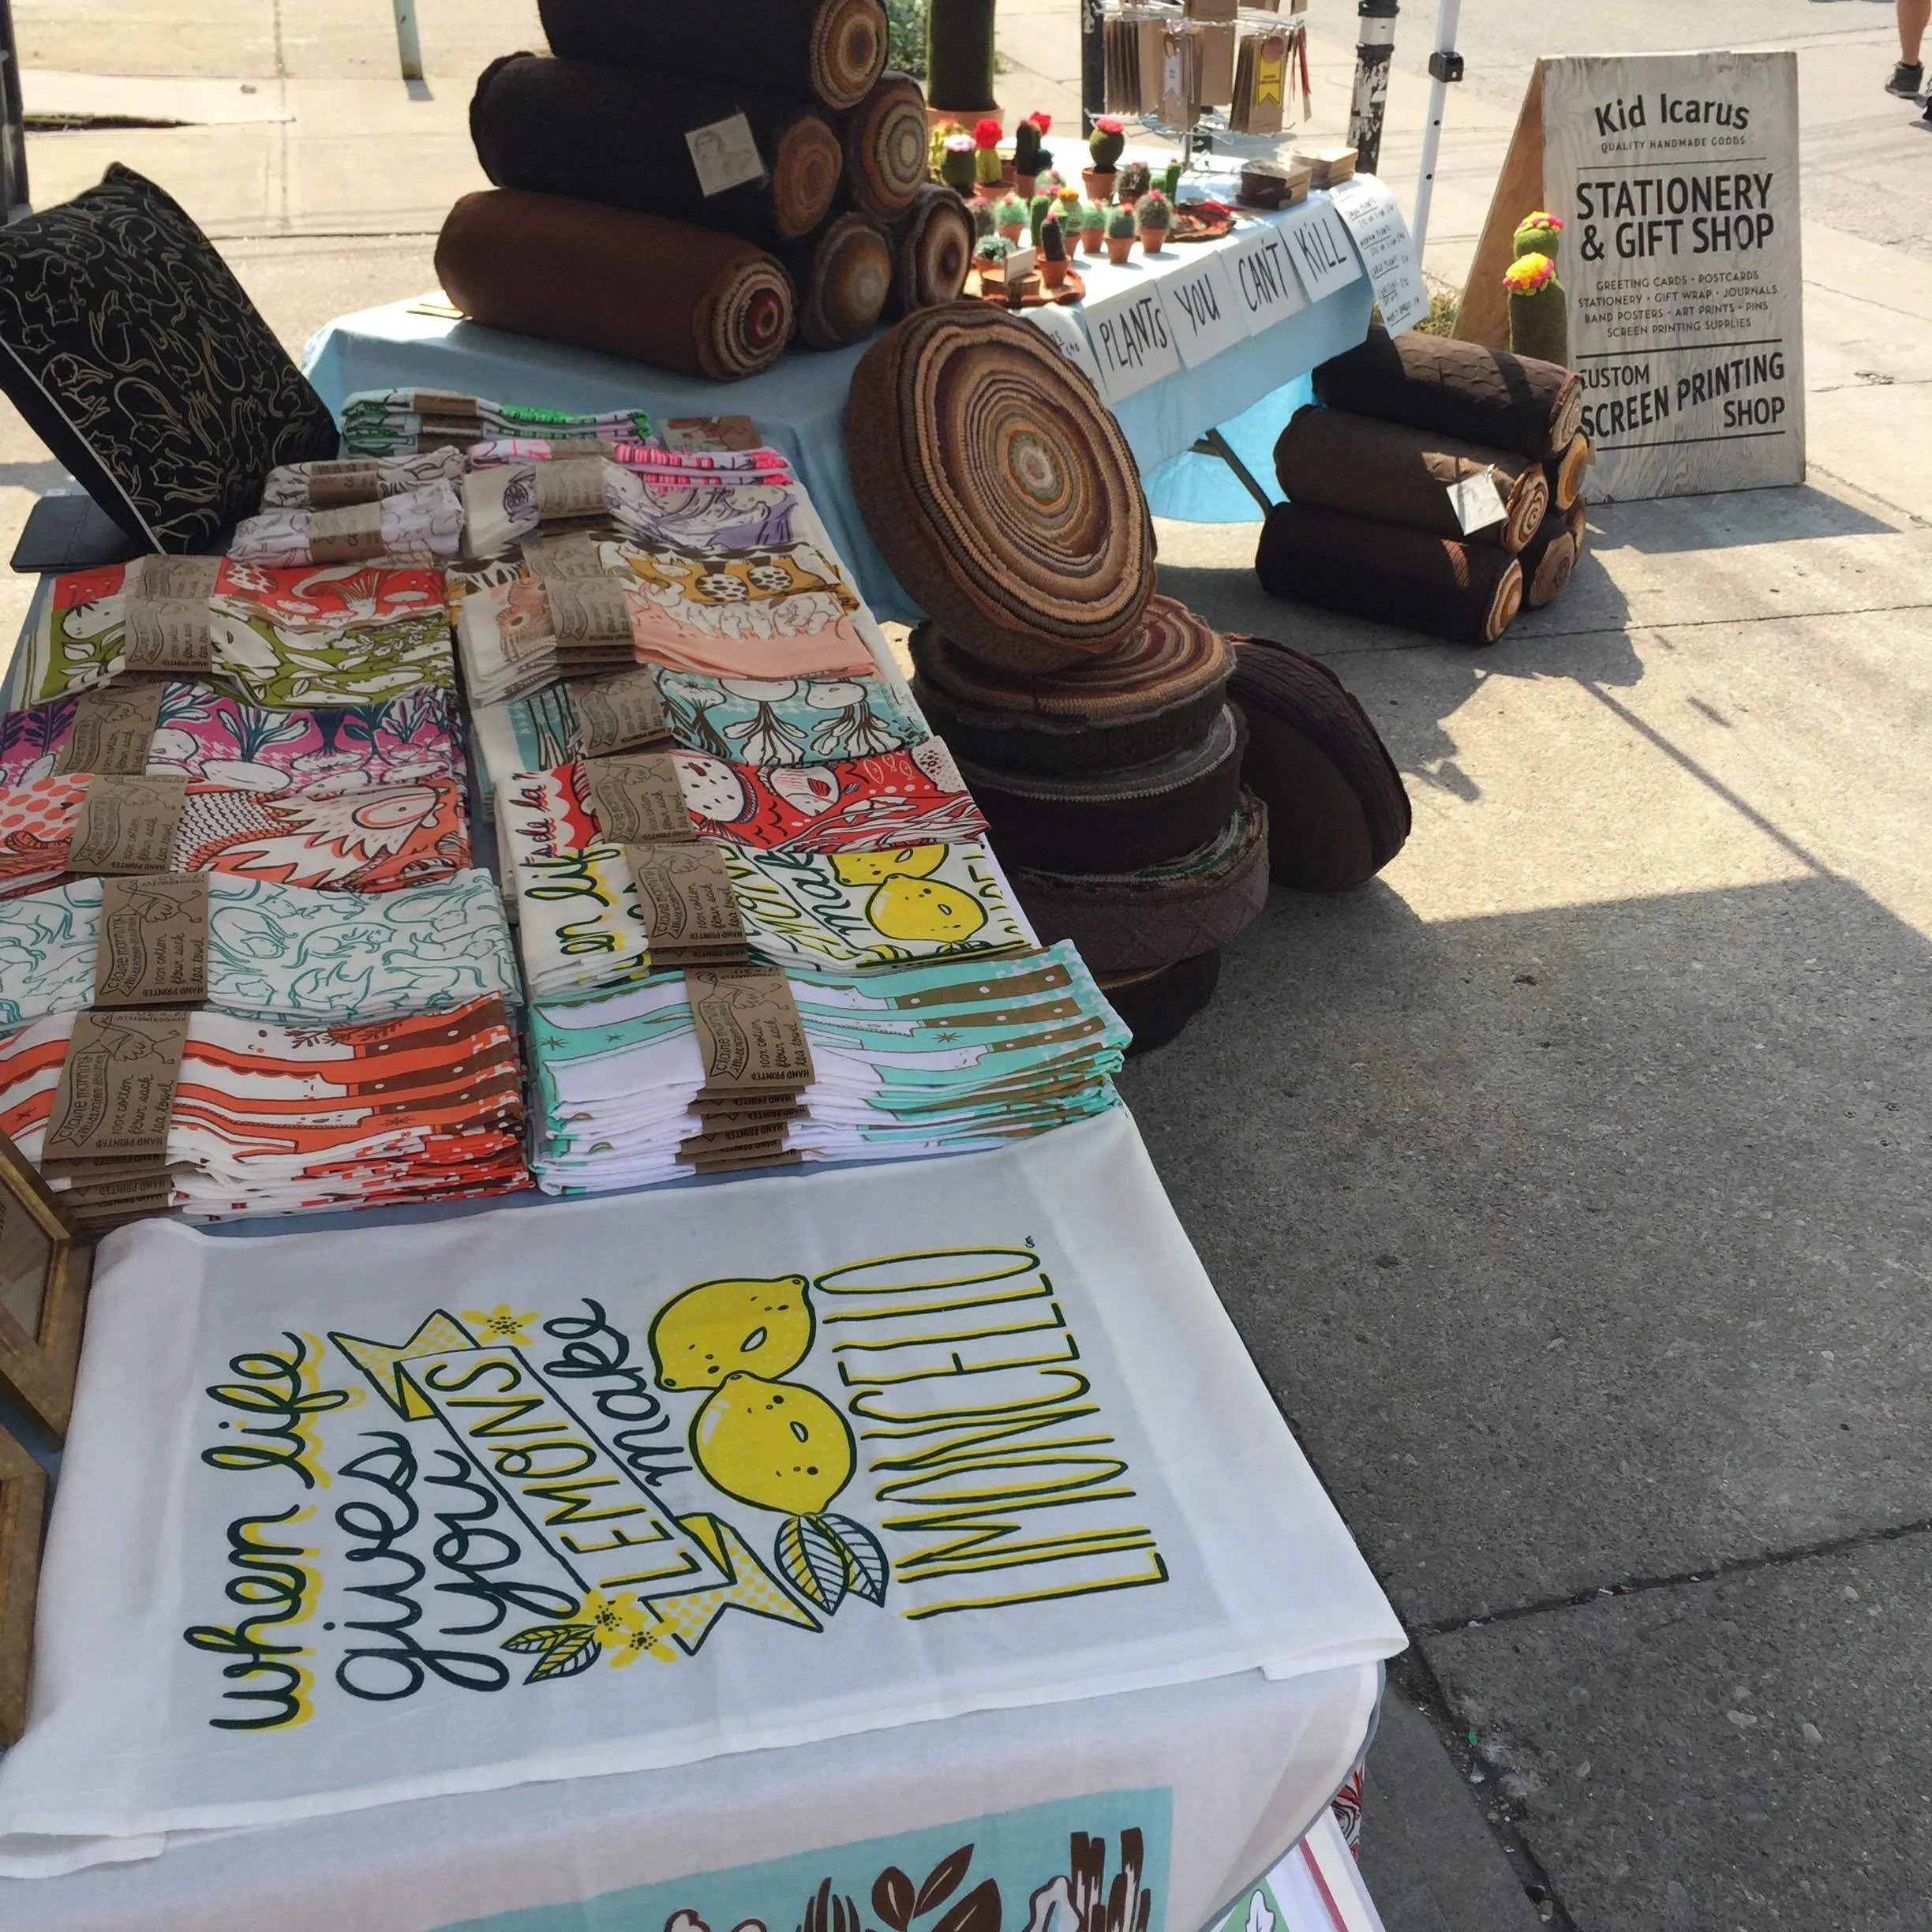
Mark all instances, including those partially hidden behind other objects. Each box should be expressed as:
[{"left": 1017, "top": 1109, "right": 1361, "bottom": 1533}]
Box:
[{"left": 2, "top": 3, "right": 1930, "bottom": 1926}]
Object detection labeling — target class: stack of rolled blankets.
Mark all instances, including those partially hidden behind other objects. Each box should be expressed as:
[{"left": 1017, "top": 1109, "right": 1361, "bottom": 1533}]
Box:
[
  {"left": 438, "top": 0, "right": 975, "bottom": 377},
  {"left": 1257, "top": 328, "right": 1592, "bottom": 646}
]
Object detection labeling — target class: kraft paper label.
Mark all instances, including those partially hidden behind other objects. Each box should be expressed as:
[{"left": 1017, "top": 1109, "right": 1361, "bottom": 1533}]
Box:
[
  {"left": 662, "top": 416, "right": 760, "bottom": 452},
  {"left": 687, "top": 966, "right": 815, "bottom": 1096},
  {"left": 688, "top": 1148, "right": 803, "bottom": 1175},
  {"left": 626, "top": 843, "right": 746, "bottom": 963},
  {"left": 92, "top": 873, "right": 210, "bottom": 1007},
  {"left": 125, "top": 556, "right": 220, "bottom": 601},
  {"left": 306, "top": 461, "right": 389, "bottom": 509},
  {"left": 532, "top": 459, "right": 611, "bottom": 521},
  {"left": 54, "top": 683, "right": 165, "bottom": 776},
  {"left": 544, "top": 575, "right": 633, "bottom": 645},
  {"left": 44, "top": 1009, "right": 188, "bottom": 1166},
  {"left": 574, "top": 669, "right": 668, "bottom": 756},
  {"left": 68, "top": 774, "right": 188, "bottom": 877},
  {"left": 522, "top": 531, "right": 605, "bottom": 579},
  {"left": 305, "top": 502, "right": 388, "bottom": 564},
  {"left": 57, "top": 1170, "right": 177, "bottom": 1214},
  {"left": 123, "top": 597, "right": 215, "bottom": 673},
  {"left": 586, "top": 753, "right": 693, "bottom": 844}
]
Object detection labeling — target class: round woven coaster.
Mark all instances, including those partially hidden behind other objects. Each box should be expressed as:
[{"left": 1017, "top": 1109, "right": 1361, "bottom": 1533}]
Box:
[
  {"left": 1226, "top": 634, "right": 1410, "bottom": 890},
  {"left": 956, "top": 704, "right": 1245, "bottom": 872},
  {"left": 1010, "top": 792, "right": 1271, "bottom": 975},
  {"left": 1099, "top": 949, "right": 1222, "bottom": 1057},
  {"left": 847, "top": 305, "right": 1155, "bottom": 669}
]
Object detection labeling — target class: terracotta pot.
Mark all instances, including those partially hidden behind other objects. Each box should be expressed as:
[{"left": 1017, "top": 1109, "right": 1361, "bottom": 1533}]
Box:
[
  {"left": 998, "top": 221, "right": 1025, "bottom": 243},
  {"left": 1105, "top": 234, "right": 1134, "bottom": 265},
  {"left": 1000, "top": 158, "right": 1017, "bottom": 187},
  {"left": 1080, "top": 227, "right": 1103, "bottom": 255},
  {"left": 1140, "top": 227, "right": 1168, "bottom": 255},
  {"left": 1040, "top": 257, "right": 1068, "bottom": 290},
  {"left": 1082, "top": 169, "right": 1116, "bottom": 202},
  {"left": 1014, "top": 173, "right": 1037, "bottom": 201}
]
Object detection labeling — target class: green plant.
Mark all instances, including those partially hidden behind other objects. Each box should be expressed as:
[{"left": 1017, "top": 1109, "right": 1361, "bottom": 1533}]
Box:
[
  {"left": 1013, "top": 111, "right": 1052, "bottom": 178},
  {"left": 927, "top": 0, "right": 996, "bottom": 112},
  {"left": 974, "top": 234, "right": 1011, "bottom": 264},
  {"left": 1088, "top": 117, "right": 1125, "bottom": 171},
  {"left": 973, "top": 117, "right": 1004, "bottom": 189},
  {"left": 1513, "top": 211, "right": 1563, "bottom": 260},
  {"left": 995, "top": 192, "right": 1028, "bottom": 228},
  {"left": 885, "top": 0, "right": 930, "bottom": 80},
  {"left": 1040, "top": 215, "right": 1066, "bottom": 262},
  {"left": 1118, "top": 160, "right": 1151, "bottom": 201},
  {"left": 1080, "top": 200, "right": 1107, "bottom": 231},
  {"left": 1029, "top": 194, "right": 1050, "bottom": 245},
  {"left": 1413, "top": 290, "right": 1460, "bottom": 337},
  {"left": 1106, "top": 205, "right": 1137, "bottom": 240},
  {"left": 1160, "top": 159, "right": 1181, "bottom": 200},
  {"left": 1137, "top": 190, "right": 1171, "bottom": 230}
]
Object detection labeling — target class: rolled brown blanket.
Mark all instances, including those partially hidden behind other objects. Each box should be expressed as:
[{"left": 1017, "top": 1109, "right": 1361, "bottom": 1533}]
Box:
[
  {"left": 436, "top": 189, "right": 796, "bottom": 382},
  {"left": 1517, "top": 511, "right": 1578, "bottom": 608},
  {"left": 1273, "top": 405, "right": 1550, "bottom": 553},
  {"left": 1547, "top": 433, "right": 1589, "bottom": 511},
  {"left": 841, "top": 71, "right": 929, "bottom": 218},
  {"left": 888, "top": 185, "right": 974, "bottom": 317},
  {"left": 470, "top": 54, "right": 841, "bottom": 248},
  {"left": 1312, "top": 327, "right": 1583, "bottom": 462},
  {"left": 1565, "top": 497, "right": 1588, "bottom": 557},
  {"left": 1255, "top": 501, "right": 1523, "bottom": 646},
  {"left": 781, "top": 212, "right": 892, "bottom": 349},
  {"left": 539, "top": 0, "right": 888, "bottom": 110}
]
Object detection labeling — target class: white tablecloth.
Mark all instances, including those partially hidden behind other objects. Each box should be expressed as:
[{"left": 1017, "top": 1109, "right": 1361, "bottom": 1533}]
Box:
[{"left": 301, "top": 198, "right": 1374, "bottom": 625}]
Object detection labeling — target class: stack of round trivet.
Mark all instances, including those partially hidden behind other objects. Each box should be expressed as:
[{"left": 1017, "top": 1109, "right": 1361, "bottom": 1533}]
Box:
[
  {"left": 1226, "top": 634, "right": 1410, "bottom": 891},
  {"left": 853, "top": 308, "right": 1266, "bottom": 1054},
  {"left": 1255, "top": 327, "right": 1592, "bottom": 642}
]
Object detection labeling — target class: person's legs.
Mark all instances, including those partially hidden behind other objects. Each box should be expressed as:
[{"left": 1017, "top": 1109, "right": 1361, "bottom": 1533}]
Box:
[{"left": 1889, "top": 1, "right": 1929, "bottom": 94}]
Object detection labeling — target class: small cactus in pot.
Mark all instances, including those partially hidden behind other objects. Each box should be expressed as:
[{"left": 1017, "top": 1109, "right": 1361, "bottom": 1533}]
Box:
[
  {"left": 1028, "top": 193, "right": 1050, "bottom": 246},
  {"left": 1039, "top": 215, "right": 1069, "bottom": 290},
  {"left": 1012, "top": 112, "right": 1053, "bottom": 197},
  {"left": 972, "top": 118, "right": 1005, "bottom": 199},
  {"left": 1084, "top": 116, "right": 1125, "bottom": 200},
  {"left": 940, "top": 132, "right": 979, "bottom": 193},
  {"left": 1118, "top": 160, "right": 1151, "bottom": 210},
  {"left": 994, "top": 192, "right": 1028, "bottom": 242},
  {"left": 973, "top": 233, "right": 1013, "bottom": 285},
  {"left": 1136, "top": 189, "right": 1172, "bottom": 254},
  {"left": 1078, "top": 200, "right": 1106, "bottom": 255},
  {"left": 1105, "top": 203, "right": 1137, "bottom": 264}
]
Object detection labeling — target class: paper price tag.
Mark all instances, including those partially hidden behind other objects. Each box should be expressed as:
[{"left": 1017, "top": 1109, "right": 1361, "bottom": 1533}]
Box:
[
  {"left": 305, "top": 501, "right": 388, "bottom": 564},
  {"left": 1279, "top": 199, "right": 1364, "bottom": 303},
  {"left": 44, "top": 1009, "right": 188, "bottom": 1167},
  {"left": 68, "top": 774, "right": 188, "bottom": 877},
  {"left": 687, "top": 114, "right": 766, "bottom": 197},
  {"left": 627, "top": 843, "right": 747, "bottom": 965},
  {"left": 532, "top": 459, "right": 611, "bottom": 521},
  {"left": 1447, "top": 470, "right": 1508, "bottom": 534},
  {"left": 573, "top": 669, "right": 669, "bottom": 756},
  {"left": 1328, "top": 174, "right": 1430, "bottom": 335}
]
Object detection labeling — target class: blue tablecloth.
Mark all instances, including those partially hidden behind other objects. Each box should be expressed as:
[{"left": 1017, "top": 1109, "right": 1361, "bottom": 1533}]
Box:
[{"left": 302, "top": 203, "right": 1372, "bottom": 625}]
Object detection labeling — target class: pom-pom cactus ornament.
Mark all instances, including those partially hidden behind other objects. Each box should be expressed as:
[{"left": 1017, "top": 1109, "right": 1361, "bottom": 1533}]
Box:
[
  {"left": 1504, "top": 250, "right": 1569, "bottom": 367},
  {"left": 995, "top": 192, "right": 1028, "bottom": 239},
  {"left": 940, "top": 131, "right": 978, "bottom": 191},
  {"left": 1029, "top": 193, "right": 1050, "bottom": 246},
  {"left": 972, "top": 116, "right": 1004, "bottom": 193},
  {"left": 1013, "top": 111, "right": 1053, "bottom": 189},
  {"left": 1039, "top": 214, "right": 1069, "bottom": 289},
  {"left": 1136, "top": 189, "right": 1172, "bottom": 254},
  {"left": 1106, "top": 202, "right": 1137, "bottom": 263},
  {"left": 1513, "top": 210, "right": 1563, "bottom": 259},
  {"left": 1161, "top": 159, "right": 1182, "bottom": 200},
  {"left": 1118, "top": 159, "right": 1152, "bottom": 207},
  {"left": 1079, "top": 199, "right": 1107, "bottom": 253},
  {"left": 1085, "top": 115, "right": 1125, "bottom": 199}
]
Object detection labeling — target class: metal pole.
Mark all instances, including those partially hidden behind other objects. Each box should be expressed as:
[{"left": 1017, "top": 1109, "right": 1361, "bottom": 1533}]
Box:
[
  {"left": 391, "top": 0, "right": 424, "bottom": 84},
  {"left": 1080, "top": 0, "right": 1106, "bottom": 133},
  {"left": 1411, "top": 0, "right": 1463, "bottom": 257},
  {"left": 1348, "top": 0, "right": 1398, "bottom": 175}
]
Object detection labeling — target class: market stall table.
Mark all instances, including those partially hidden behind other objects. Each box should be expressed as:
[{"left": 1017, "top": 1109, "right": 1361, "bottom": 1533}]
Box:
[
  {"left": 301, "top": 194, "right": 1376, "bottom": 626},
  {"left": 0, "top": 1111, "right": 1402, "bottom": 1929}
]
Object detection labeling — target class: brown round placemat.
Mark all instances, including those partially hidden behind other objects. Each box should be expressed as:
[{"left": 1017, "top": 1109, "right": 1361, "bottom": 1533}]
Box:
[{"left": 847, "top": 304, "right": 1155, "bottom": 669}]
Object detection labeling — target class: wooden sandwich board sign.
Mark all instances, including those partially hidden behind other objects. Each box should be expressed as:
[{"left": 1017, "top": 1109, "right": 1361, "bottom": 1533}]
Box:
[{"left": 1457, "top": 51, "right": 1804, "bottom": 501}]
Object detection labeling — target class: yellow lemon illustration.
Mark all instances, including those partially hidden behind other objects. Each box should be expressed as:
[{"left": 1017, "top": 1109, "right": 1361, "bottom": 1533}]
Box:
[
  {"left": 867, "top": 874, "right": 987, "bottom": 943},
  {"left": 691, "top": 1372, "right": 854, "bottom": 1515},
  {"left": 649, "top": 1275, "right": 814, "bottom": 1390},
  {"left": 830, "top": 844, "right": 945, "bottom": 886}
]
